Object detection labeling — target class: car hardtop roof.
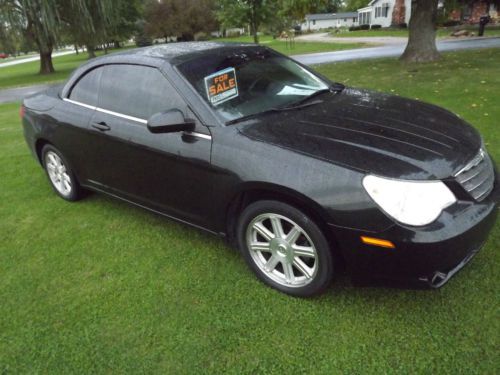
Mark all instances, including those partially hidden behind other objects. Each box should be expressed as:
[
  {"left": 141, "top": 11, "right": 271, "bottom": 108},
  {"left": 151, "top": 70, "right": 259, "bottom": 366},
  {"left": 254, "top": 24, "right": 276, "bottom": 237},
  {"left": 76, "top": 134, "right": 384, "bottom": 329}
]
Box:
[
  {"left": 61, "top": 42, "right": 267, "bottom": 99},
  {"left": 108, "top": 41, "right": 262, "bottom": 64}
]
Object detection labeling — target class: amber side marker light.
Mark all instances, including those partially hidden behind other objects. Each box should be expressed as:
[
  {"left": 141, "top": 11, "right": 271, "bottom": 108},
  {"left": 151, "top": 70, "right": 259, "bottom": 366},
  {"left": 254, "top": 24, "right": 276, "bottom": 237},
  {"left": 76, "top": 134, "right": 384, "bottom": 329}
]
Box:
[
  {"left": 19, "top": 105, "right": 25, "bottom": 119},
  {"left": 361, "top": 236, "right": 396, "bottom": 249}
]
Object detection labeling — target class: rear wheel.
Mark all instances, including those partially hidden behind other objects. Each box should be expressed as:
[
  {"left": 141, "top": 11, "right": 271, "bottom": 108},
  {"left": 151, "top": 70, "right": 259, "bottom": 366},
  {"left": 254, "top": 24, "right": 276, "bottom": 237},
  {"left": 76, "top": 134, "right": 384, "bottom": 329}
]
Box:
[
  {"left": 42, "top": 145, "right": 81, "bottom": 201},
  {"left": 237, "top": 200, "right": 334, "bottom": 297}
]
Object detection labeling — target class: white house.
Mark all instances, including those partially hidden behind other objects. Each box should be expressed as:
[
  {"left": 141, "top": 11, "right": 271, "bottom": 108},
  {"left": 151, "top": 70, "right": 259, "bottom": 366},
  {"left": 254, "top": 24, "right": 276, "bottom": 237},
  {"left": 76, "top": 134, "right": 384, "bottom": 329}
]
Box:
[
  {"left": 302, "top": 12, "right": 359, "bottom": 30},
  {"left": 358, "top": 0, "right": 412, "bottom": 27}
]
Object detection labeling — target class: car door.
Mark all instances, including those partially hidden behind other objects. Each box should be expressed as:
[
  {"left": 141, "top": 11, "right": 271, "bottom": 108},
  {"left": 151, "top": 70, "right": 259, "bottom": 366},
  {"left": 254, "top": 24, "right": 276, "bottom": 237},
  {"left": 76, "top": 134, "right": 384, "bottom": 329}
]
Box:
[
  {"left": 54, "top": 67, "right": 102, "bottom": 182},
  {"left": 84, "top": 64, "right": 214, "bottom": 228}
]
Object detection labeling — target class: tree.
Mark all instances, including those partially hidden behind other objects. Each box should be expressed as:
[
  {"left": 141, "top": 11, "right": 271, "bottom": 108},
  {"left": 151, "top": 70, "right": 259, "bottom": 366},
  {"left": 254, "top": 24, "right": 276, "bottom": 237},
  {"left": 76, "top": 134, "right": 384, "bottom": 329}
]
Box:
[
  {"left": 0, "top": 0, "right": 61, "bottom": 73},
  {"left": 400, "top": 0, "right": 440, "bottom": 63},
  {"left": 107, "top": 0, "right": 142, "bottom": 48},
  {"left": 216, "top": 0, "right": 279, "bottom": 43},
  {"left": 0, "top": 0, "right": 119, "bottom": 73},
  {"left": 61, "top": 0, "right": 115, "bottom": 59},
  {"left": 343, "top": 0, "right": 370, "bottom": 12},
  {"left": 144, "top": 0, "right": 217, "bottom": 42}
]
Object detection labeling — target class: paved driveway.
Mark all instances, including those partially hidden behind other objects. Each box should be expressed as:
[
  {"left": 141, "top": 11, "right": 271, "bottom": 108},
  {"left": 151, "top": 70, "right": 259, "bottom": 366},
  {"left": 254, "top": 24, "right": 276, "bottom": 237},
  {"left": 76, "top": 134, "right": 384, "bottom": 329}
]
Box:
[
  {"left": 0, "top": 84, "right": 54, "bottom": 104},
  {"left": 292, "top": 37, "right": 500, "bottom": 65},
  {"left": 296, "top": 32, "right": 407, "bottom": 45}
]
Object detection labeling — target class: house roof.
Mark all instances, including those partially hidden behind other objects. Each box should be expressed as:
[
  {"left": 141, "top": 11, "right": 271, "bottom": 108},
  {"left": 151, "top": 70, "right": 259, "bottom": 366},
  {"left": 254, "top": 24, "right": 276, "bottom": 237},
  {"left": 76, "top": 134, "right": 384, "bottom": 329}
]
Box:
[{"left": 305, "top": 12, "right": 359, "bottom": 21}]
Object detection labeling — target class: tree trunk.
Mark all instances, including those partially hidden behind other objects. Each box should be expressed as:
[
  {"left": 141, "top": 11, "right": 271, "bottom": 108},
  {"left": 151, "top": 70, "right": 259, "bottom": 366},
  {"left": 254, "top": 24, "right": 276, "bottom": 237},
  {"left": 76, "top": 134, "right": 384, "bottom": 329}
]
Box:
[
  {"left": 87, "top": 44, "right": 96, "bottom": 59},
  {"left": 39, "top": 48, "right": 54, "bottom": 74},
  {"left": 74, "top": 44, "right": 79, "bottom": 55},
  {"left": 400, "top": 0, "right": 440, "bottom": 63},
  {"left": 251, "top": 1, "right": 259, "bottom": 44}
]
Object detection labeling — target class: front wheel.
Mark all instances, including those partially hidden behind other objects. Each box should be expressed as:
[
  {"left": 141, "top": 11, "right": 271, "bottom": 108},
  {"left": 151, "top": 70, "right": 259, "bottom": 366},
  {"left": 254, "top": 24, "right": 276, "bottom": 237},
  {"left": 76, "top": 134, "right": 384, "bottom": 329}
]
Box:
[{"left": 237, "top": 200, "right": 334, "bottom": 297}]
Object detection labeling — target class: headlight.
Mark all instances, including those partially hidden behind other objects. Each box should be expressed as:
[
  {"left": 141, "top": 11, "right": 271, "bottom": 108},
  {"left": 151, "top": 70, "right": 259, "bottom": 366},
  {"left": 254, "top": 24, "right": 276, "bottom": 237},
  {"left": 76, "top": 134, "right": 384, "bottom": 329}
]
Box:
[{"left": 362, "top": 175, "right": 456, "bottom": 226}]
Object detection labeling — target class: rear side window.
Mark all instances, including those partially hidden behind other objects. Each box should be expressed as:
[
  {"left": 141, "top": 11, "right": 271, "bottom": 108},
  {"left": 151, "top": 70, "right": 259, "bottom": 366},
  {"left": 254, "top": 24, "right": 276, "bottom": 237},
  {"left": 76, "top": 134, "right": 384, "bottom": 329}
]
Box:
[
  {"left": 99, "top": 65, "right": 183, "bottom": 120},
  {"left": 69, "top": 67, "right": 103, "bottom": 106}
]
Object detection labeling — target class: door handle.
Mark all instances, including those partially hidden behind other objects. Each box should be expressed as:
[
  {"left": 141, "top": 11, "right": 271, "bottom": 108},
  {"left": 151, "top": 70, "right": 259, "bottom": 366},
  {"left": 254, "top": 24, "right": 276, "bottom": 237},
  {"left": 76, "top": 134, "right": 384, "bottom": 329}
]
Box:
[{"left": 92, "top": 121, "right": 111, "bottom": 132}]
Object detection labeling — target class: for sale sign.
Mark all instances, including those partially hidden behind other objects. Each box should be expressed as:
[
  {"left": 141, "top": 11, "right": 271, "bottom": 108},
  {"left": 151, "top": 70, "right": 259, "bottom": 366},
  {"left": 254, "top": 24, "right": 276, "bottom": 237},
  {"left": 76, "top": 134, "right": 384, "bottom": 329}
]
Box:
[{"left": 204, "top": 67, "right": 238, "bottom": 106}]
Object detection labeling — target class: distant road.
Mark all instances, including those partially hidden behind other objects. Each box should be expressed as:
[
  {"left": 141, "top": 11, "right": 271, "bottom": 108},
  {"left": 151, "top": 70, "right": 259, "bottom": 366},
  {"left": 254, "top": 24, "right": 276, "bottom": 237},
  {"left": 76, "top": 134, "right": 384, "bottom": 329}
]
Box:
[
  {"left": 0, "top": 84, "right": 56, "bottom": 104},
  {"left": 1, "top": 37, "right": 499, "bottom": 103},
  {"left": 292, "top": 36, "right": 500, "bottom": 65},
  {"left": 0, "top": 50, "right": 75, "bottom": 68}
]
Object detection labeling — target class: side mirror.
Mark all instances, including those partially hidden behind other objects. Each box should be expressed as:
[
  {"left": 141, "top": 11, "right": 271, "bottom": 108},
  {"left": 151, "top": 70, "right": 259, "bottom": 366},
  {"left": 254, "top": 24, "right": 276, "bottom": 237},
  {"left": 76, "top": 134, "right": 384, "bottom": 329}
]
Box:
[{"left": 147, "top": 109, "right": 195, "bottom": 134}]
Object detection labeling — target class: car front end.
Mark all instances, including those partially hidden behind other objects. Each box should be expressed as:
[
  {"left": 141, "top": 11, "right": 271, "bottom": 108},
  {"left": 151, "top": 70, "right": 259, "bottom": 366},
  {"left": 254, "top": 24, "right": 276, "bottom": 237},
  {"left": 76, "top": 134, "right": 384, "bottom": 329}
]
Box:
[{"left": 332, "top": 147, "right": 498, "bottom": 287}]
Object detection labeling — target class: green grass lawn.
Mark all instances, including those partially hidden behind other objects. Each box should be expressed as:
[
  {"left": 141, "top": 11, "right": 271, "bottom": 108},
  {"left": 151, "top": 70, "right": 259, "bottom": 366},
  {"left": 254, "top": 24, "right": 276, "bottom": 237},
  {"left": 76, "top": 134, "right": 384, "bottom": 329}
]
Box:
[
  {"left": 216, "top": 35, "right": 366, "bottom": 56},
  {"left": 1, "top": 48, "right": 499, "bottom": 373},
  {"left": 332, "top": 25, "right": 500, "bottom": 38},
  {"left": 0, "top": 48, "right": 133, "bottom": 90},
  {"left": 0, "top": 39, "right": 365, "bottom": 90}
]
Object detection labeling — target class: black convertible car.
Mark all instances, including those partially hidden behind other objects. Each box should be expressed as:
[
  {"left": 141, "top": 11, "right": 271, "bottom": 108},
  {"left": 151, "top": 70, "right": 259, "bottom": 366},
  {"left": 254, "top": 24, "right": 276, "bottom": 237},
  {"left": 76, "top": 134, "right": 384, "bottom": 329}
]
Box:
[{"left": 21, "top": 42, "right": 498, "bottom": 296}]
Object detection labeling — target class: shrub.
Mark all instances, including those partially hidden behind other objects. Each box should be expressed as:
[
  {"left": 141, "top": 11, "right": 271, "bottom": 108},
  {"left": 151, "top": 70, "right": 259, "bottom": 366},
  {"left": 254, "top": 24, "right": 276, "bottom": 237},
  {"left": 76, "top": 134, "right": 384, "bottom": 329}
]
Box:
[
  {"left": 135, "top": 34, "right": 152, "bottom": 47},
  {"left": 360, "top": 24, "right": 370, "bottom": 30},
  {"left": 194, "top": 32, "right": 209, "bottom": 41},
  {"left": 349, "top": 26, "right": 361, "bottom": 31},
  {"left": 371, "top": 24, "right": 382, "bottom": 29},
  {"left": 441, "top": 20, "right": 461, "bottom": 27},
  {"left": 226, "top": 30, "right": 241, "bottom": 38}
]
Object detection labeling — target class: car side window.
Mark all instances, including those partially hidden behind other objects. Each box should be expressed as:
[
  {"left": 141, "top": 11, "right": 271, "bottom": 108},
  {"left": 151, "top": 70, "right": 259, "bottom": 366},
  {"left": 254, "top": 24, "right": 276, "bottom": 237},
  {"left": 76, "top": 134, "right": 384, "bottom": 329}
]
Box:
[
  {"left": 68, "top": 67, "right": 103, "bottom": 106},
  {"left": 98, "top": 64, "right": 185, "bottom": 120}
]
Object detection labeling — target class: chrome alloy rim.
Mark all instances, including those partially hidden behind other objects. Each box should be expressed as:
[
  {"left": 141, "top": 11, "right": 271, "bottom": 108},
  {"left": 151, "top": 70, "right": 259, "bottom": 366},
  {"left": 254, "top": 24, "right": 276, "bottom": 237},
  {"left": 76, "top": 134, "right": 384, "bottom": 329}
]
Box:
[
  {"left": 246, "top": 213, "right": 318, "bottom": 288},
  {"left": 45, "top": 151, "right": 72, "bottom": 196}
]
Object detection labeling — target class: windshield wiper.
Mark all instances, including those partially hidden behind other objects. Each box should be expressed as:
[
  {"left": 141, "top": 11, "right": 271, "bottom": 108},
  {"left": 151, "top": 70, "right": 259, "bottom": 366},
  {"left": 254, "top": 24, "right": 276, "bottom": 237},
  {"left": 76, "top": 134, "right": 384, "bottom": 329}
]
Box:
[
  {"left": 226, "top": 107, "right": 281, "bottom": 125},
  {"left": 225, "top": 83, "right": 345, "bottom": 126},
  {"left": 225, "top": 99, "right": 323, "bottom": 125},
  {"left": 284, "top": 82, "right": 345, "bottom": 109}
]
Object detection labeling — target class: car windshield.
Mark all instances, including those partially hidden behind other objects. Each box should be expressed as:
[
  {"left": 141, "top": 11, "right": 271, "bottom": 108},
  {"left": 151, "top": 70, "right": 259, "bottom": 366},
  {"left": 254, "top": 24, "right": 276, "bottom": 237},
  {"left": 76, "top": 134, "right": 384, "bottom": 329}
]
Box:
[{"left": 177, "top": 48, "right": 330, "bottom": 123}]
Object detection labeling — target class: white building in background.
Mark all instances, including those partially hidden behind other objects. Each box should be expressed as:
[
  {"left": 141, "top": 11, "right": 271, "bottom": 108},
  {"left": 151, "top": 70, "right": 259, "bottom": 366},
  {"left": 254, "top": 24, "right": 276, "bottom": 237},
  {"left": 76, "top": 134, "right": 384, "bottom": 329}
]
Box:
[
  {"left": 302, "top": 12, "right": 359, "bottom": 30},
  {"left": 358, "top": 0, "right": 412, "bottom": 27}
]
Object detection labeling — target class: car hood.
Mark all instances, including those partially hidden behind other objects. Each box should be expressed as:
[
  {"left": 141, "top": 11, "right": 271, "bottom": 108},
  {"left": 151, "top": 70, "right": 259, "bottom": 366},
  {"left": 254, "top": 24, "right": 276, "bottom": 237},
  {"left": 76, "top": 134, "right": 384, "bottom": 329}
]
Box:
[{"left": 237, "top": 88, "right": 481, "bottom": 180}]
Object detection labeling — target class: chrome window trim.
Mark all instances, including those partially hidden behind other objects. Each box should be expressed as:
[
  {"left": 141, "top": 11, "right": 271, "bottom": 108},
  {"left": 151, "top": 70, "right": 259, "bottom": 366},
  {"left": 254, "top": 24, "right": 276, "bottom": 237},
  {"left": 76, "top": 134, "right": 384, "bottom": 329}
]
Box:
[
  {"left": 63, "top": 98, "right": 96, "bottom": 111},
  {"left": 63, "top": 98, "right": 212, "bottom": 140},
  {"left": 95, "top": 106, "right": 147, "bottom": 124}
]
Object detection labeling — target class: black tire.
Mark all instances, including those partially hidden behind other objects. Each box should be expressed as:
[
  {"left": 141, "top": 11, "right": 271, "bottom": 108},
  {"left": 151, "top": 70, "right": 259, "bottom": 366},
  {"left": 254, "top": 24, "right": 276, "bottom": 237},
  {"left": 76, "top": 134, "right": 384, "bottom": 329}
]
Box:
[
  {"left": 237, "top": 200, "right": 334, "bottom": 297},
  {"left": 41, "top": 144, "right": 82, "bottom": 201}
]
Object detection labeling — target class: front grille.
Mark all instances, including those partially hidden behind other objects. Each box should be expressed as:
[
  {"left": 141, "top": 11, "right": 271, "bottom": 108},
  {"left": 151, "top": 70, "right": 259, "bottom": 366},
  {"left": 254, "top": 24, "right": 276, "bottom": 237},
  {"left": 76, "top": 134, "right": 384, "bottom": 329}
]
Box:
[{"left": 455, "top": 148, "right": 495, "bottom": 202}]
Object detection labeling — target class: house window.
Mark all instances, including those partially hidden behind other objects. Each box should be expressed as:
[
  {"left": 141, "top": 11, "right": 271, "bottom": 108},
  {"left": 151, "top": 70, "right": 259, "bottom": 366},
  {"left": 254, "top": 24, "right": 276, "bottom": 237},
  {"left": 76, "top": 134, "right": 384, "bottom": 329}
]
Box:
[
  {"left": 383, "top": 3, "right": 390, "bottom": 17},
  {"left": 312, "top": 20, "right": 316, "bottom": 25}
]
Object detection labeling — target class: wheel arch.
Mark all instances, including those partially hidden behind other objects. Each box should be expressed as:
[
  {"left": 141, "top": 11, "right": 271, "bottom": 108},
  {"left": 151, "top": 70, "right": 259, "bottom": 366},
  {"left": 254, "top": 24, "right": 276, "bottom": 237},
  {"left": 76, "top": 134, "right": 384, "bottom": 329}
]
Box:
[
  {"left": 34, "top": 139, "right": 84, "bottom": 187},
  {"left": 225, "top": 182, "right": 344, "bottom": 264},
  {"left": 35, "top": 138, "right": 51, "bottom": 165}
]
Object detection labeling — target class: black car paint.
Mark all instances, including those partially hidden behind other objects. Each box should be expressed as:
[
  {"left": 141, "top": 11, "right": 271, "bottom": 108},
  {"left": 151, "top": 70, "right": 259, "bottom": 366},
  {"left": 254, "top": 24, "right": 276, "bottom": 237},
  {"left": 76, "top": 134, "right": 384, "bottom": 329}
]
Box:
[{"left": 22, "top": 43, "right": 498, "bottom": 287}]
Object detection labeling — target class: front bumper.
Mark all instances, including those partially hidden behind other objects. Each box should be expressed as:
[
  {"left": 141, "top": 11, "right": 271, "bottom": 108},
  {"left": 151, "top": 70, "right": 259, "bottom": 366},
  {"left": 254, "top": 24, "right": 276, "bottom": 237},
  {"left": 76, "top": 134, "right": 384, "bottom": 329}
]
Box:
[{"left": 330, "top": 184, "right": 499, "bottom": 288}]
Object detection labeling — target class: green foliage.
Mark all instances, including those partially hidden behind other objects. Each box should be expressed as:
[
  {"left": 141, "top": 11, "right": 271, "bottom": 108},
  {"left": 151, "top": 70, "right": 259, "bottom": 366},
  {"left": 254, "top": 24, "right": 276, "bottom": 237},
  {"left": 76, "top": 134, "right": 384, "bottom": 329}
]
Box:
[
  {"left": 143, "top": 0, "right": 217, "bottom": 41},
  {"left": 216, "top": 0, "right": 280, "bottom": 43},
  {"left": 343, "top": 0, "right": 370, "bottom": 11},
  {"left": 0, "top": 47, "right": 130, "bottom": 89}
]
